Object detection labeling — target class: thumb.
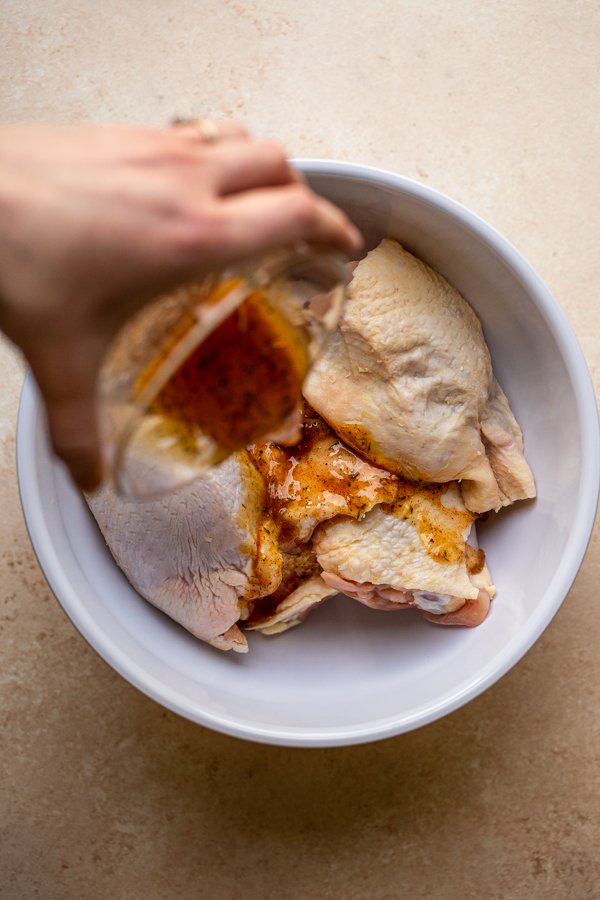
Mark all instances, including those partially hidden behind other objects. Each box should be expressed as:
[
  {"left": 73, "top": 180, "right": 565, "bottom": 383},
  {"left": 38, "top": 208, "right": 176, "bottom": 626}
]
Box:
[
  {"left": 43, "top": 389, "right": 103, "bottom": 492},
  {"left": 28, "top": 343, "right": 105, "bottom": 492}
]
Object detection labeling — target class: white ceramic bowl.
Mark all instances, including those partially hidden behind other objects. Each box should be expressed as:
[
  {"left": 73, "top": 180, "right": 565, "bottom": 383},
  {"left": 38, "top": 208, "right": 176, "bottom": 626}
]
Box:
[{"left": 17, "top": 161, "right": 599, "bottom": 747}]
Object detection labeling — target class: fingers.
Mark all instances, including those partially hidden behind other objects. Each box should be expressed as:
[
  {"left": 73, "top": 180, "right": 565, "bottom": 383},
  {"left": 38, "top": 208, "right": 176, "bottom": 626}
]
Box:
[
  {"left": 216, "top": 183, "right": 363, "bottom": 260},
  {"left": 169, "top": 123, "right": 360, "bottom": 256},
  {"left": 174, "top": 122, "right": 297, "bottom": 195},
  {"left": 205, "top": 140, "right": 296, "bottom": 196},
  {"left": 173, "top": 118, "right": 249, "bottom": 142}
]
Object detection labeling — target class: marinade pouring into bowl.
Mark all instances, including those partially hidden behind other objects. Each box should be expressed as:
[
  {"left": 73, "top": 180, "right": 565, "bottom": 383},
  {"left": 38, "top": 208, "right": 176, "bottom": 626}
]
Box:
[{"left": 99, "top": 245, "right": 348, "bottom": 499}]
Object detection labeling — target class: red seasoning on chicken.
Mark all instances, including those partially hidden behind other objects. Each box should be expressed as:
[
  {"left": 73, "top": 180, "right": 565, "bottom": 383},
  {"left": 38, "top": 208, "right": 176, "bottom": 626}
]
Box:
[{"left": 88, "top": 239, "right": 535, "bottom": 651}]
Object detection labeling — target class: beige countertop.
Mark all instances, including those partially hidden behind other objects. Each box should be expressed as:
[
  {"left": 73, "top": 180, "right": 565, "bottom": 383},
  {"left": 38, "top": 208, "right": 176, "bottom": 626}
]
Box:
[{"left": 1, "top": 2, "right": 599, "bottom": 898}]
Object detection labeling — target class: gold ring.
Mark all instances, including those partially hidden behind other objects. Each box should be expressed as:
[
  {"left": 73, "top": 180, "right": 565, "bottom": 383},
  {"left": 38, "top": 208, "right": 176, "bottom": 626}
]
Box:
[{"left": 172, "top": 116, "right": 220, "bottom": 142}]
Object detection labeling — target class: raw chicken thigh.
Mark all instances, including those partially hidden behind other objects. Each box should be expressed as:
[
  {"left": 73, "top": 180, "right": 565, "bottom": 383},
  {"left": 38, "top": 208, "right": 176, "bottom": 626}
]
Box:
[
  {"left": 304, "top": 239, "right": 536, "bottom": 513},
  {"left": 315, "top": 481, "right": 494, "bottom": 627},
  {"left": 89, "top": 453, "right": 286, "bottom": 653}
]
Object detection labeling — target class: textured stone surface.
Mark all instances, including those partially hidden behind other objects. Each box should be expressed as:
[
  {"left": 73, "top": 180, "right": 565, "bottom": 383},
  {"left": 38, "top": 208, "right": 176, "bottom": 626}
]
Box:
[{"left": 1, "top": 2, "right": 599, "bottom": 898}]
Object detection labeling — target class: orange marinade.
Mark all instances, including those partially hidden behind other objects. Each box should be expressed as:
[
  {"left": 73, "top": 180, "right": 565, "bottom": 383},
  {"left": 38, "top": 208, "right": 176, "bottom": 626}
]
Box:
[{"left": 149, "top": 290, "right": 309, "bottom": 452}]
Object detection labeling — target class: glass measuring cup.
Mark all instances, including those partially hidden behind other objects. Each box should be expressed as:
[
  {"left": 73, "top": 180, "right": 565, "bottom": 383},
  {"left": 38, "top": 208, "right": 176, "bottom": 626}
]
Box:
[{"left": 99, "top": 244, "right": 348, "bottom": 499}]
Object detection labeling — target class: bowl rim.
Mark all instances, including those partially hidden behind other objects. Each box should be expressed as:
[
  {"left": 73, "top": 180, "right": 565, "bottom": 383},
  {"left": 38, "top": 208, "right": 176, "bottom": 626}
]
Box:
[{"left": 17, "top": 160, "right": 600, "bottom": 747}]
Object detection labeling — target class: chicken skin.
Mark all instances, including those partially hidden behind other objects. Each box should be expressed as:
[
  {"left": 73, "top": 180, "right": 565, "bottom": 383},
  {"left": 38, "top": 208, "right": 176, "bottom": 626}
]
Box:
[
  {"left": 304, "top": 239, "right": 535, "bottom": 513},
  {"left": 314, "top": 481, "right": 494, "bottom": 625}
]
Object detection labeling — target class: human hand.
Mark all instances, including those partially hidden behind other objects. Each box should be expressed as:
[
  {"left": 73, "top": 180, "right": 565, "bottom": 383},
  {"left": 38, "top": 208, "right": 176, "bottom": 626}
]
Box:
[{"left": 0, "top": 122, "right": 362, "bottom": 489}]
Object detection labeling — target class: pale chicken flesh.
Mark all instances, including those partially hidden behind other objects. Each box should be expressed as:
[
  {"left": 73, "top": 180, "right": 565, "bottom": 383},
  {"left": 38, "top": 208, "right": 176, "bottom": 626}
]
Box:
[
  {"left": 89, "top": 452, "right": 295, "bottom": 653},
  {"left": 315, "top": 481, "right": 495, "bottom": 626},
  {"left": 303, "top": 239, "right": 536, "bottom": 513},
  {"left": 88, "top": 239, "right": 535, "bottom": 649}
]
